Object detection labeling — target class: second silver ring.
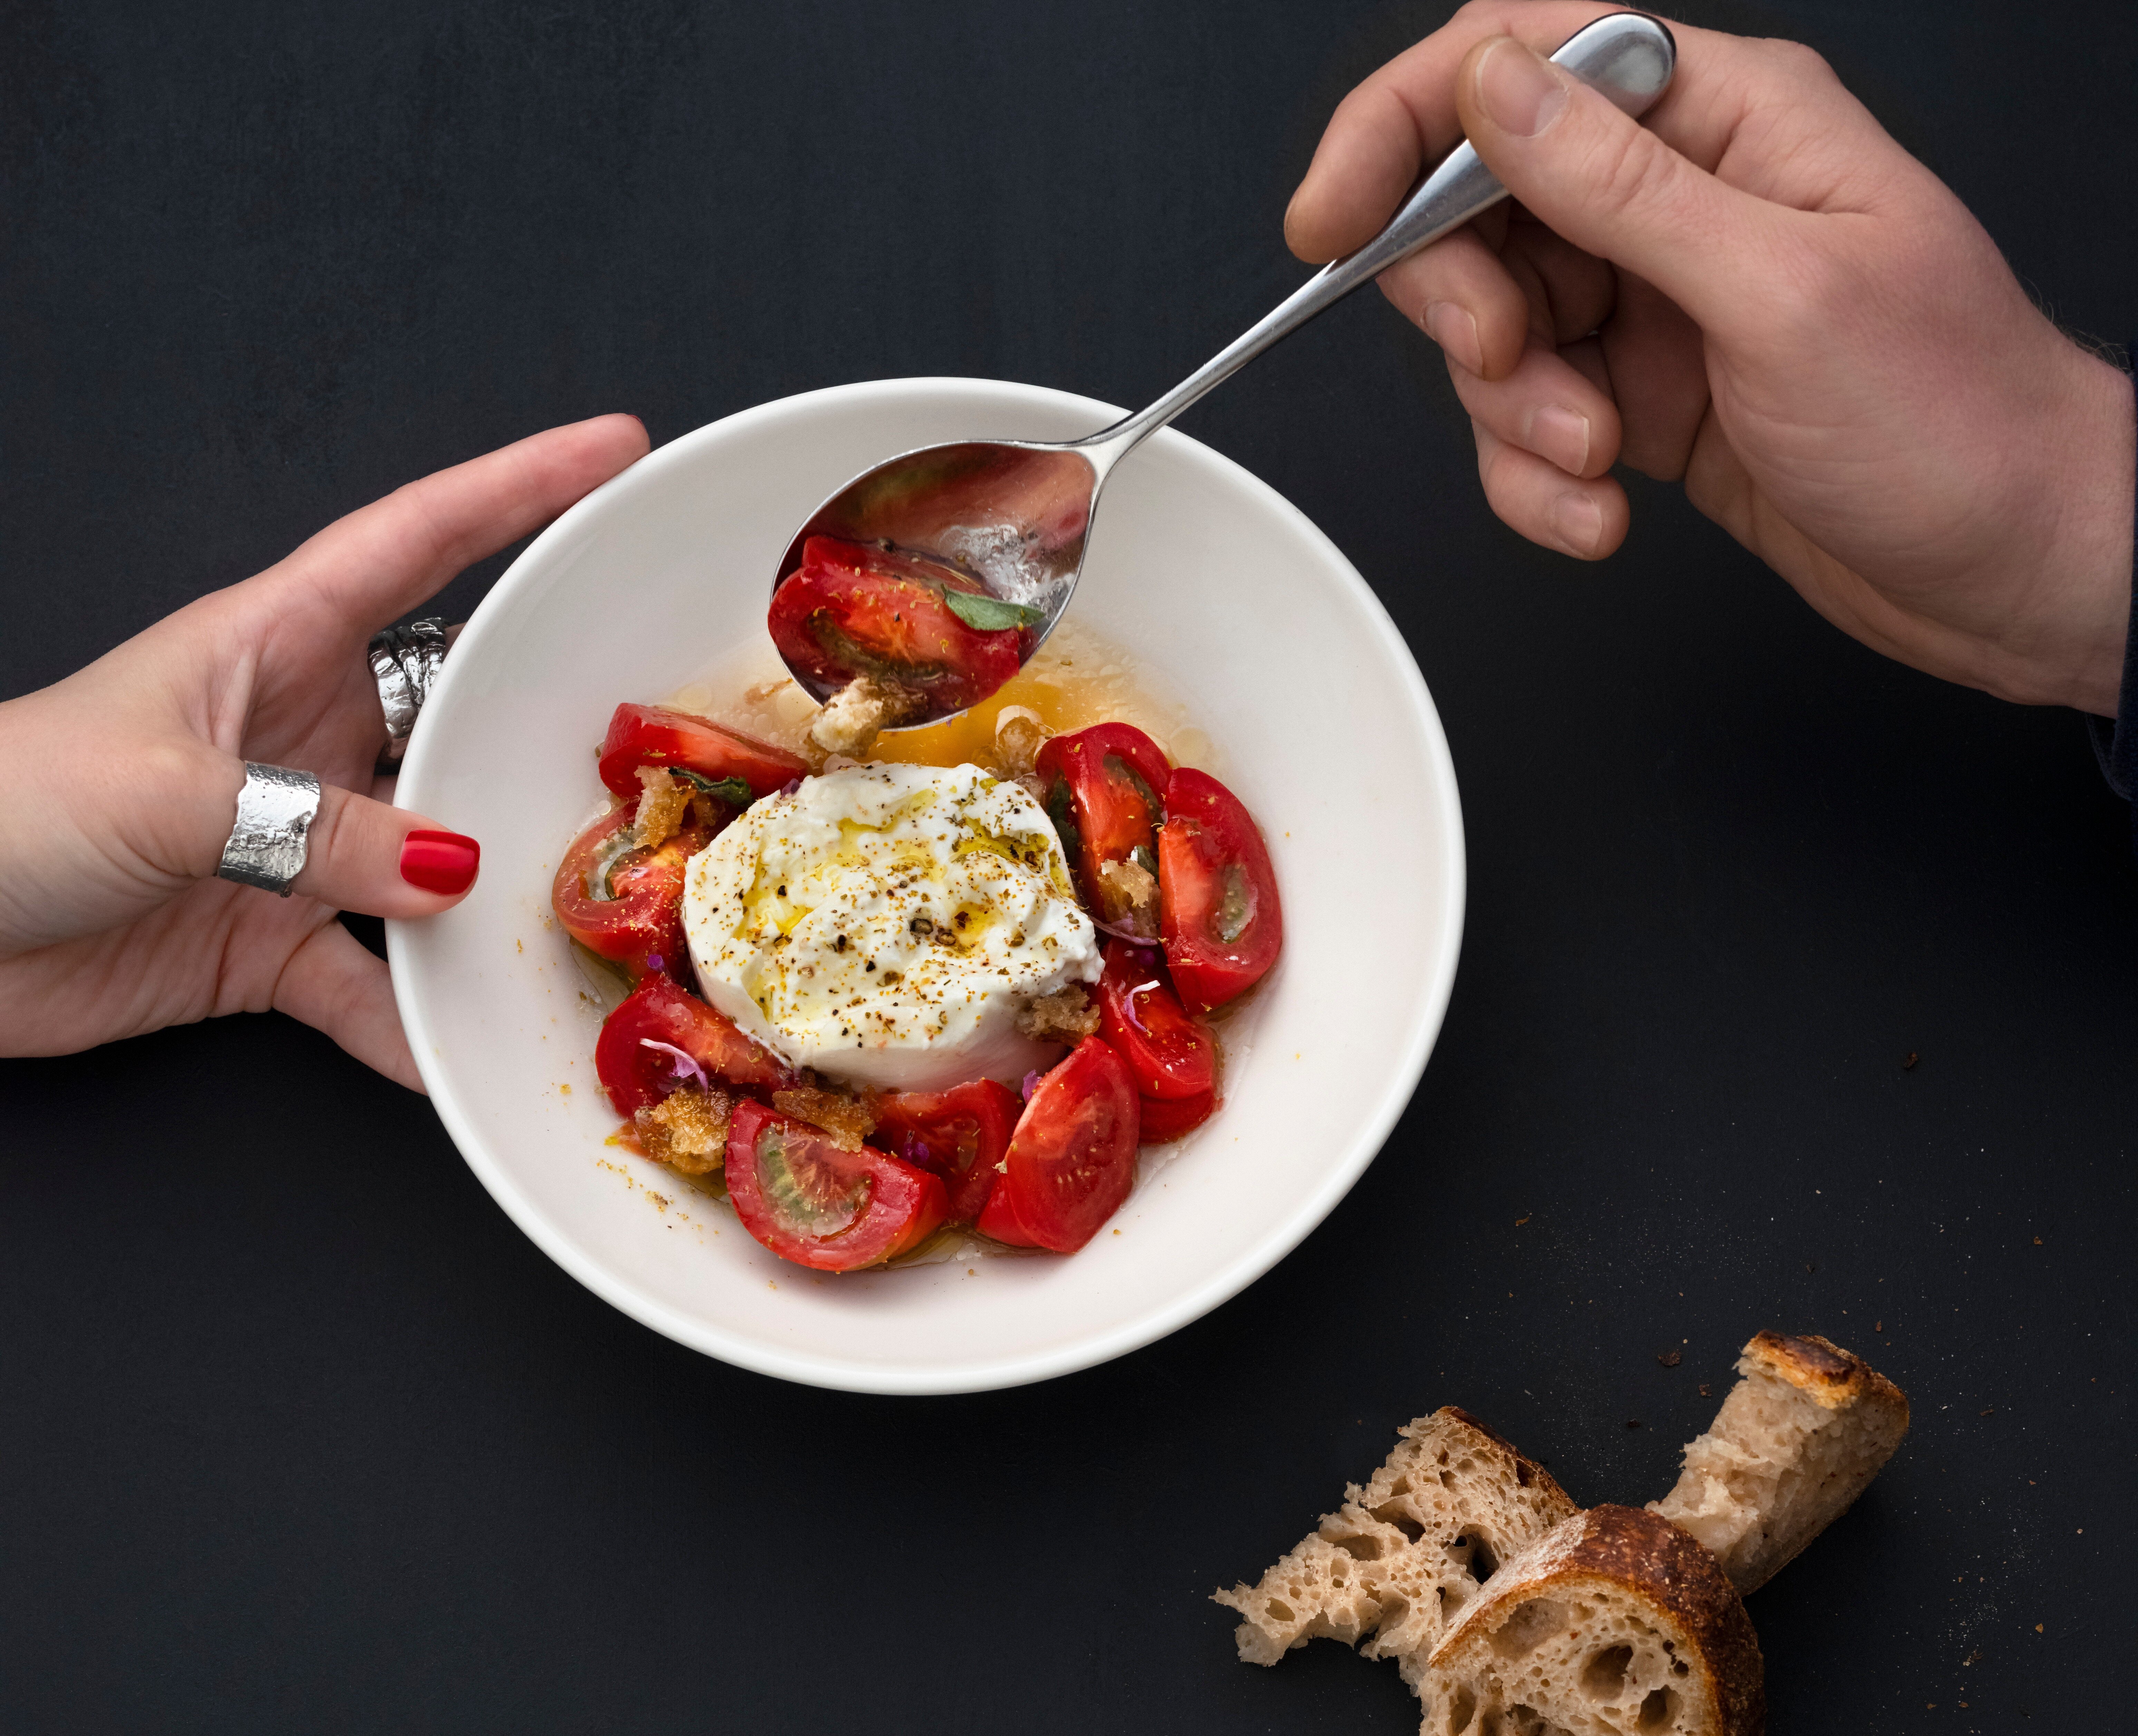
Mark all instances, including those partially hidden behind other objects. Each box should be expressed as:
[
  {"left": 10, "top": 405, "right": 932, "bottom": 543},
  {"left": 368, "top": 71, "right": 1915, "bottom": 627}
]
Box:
[{"left": 369, "top": 617, "right": 458, "bottom": 773}]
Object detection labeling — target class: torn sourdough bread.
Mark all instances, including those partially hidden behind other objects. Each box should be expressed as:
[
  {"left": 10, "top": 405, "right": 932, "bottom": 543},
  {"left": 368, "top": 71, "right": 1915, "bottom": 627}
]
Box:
[
  {"left": 1214, "top": 1408, "right": 1579, "bottom": 1693},
  {"left": 1420, "top": 1505, "right": 1765, "bottom": 1736},
  {"left": 1219, "top": 1333, "right": 1907, "bottom": 1736},
  {"left": 1648, "top": 1331, "right": 1909, "bottom": 1594}
]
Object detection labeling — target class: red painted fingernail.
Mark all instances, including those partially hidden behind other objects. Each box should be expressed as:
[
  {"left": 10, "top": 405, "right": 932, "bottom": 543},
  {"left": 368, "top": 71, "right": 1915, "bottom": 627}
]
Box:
[{"left": 401, "top": 829, "right": 480, "bottom": 895}]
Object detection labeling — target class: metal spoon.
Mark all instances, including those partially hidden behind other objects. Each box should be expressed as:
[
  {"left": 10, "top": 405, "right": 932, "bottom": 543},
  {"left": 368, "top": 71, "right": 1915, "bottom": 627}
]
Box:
[{"left": 773, "top": 12, "right": 1676, "bottom": 723}]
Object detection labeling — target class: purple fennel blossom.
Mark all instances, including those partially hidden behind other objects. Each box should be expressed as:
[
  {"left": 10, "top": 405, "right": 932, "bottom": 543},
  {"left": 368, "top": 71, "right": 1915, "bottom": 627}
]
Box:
[
  {"left": 1120, "top": 980, "right": 1161, "bottom": 1039},
  {"left": 639, "top": 1038, "right": 710, "bottom": 1093}
]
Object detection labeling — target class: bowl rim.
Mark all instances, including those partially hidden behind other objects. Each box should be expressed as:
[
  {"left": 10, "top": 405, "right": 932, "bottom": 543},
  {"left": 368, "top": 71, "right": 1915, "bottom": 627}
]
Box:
[{"left": 388, "top": 376, "right": 1465, "bottom": 1393}]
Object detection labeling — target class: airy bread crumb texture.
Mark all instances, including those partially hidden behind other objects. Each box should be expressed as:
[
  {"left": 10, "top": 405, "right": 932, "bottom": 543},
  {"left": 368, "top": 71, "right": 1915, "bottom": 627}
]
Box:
[
  {"left": 1213, "top": 1409, "right": 1578, "bottom": 1684},
  {"left": 1421, "top": 1506, "right": 1765, "bottom": 1736},
  {"left": 1648, "top": 1332, "right": 1909, "bottom": 1594}
]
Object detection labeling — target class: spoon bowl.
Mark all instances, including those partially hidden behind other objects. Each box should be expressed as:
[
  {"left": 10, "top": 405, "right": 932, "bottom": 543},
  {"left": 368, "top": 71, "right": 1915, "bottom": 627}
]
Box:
[
  {"left": 771, "top": 12, "right": 1676, "bottom": 725},
  {"left": 771, "top": 440, "right": 1099, "bottom": 704}
]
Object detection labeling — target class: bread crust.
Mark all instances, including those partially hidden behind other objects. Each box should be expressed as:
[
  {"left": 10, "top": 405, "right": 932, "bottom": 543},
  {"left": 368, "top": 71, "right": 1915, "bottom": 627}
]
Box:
[
  {"left": 1427, "top": 1505, "right": 1765, "bottom": 1736},
  {"left": 1743, "top": 1331, "right": 1906, "bottom": 1415}
]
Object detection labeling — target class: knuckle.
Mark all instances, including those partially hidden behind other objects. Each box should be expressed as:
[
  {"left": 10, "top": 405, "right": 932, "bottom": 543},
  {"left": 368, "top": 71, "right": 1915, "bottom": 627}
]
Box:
[
  {"left": 1759, "top": 37, "right": 1834, "bottom": 88},
  {"left": 1473, "top": 428, "right": 1519, "bottom": 499}
]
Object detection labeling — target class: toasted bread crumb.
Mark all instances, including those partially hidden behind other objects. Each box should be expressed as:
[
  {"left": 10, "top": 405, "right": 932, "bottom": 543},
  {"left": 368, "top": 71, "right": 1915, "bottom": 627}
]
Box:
[
  {"left": 634, "top": 1084, "right": 732, "bottom": 1175},
  {"left": 633, "top": 764, "right": 692, "bottom": 849},
  {"left": 772, "top": 1083, "right": 879, "bottom": 1150},
  {"left": 1096, "top": 856, "right": 1160, "bottom": 936},
  {"left": 1017, "top": 983, "right": 1099, "bottom": 1042},
  {"left": 994, "top": 706, "right": 1051, "bottom": 776},
  {"left": 808, "top": 675, "right": 924, "bottom": 758}
]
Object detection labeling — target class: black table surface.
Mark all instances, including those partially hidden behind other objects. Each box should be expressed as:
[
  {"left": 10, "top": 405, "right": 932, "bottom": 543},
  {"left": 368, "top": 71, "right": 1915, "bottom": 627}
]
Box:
[{"left": 2, "top": 1, "right": 2132, "bottom": 1730}]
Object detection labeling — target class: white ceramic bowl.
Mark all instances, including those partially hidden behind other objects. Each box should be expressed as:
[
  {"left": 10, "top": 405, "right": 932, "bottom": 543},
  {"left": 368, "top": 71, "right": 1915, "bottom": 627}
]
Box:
[{"left": 388, "top": 378, "right": 1463, "bottom": 1394}]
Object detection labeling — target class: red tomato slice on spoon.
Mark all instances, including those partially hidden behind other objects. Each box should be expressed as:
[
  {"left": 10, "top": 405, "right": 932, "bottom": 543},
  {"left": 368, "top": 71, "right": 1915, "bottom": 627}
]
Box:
[
  {"left": 766, "top": 536, "right": 1025, "bottom": 714},
  {"left": 871, "top": 1078, "right": 1021, "bottom": 1224},
  {"left": 598, "top": 703, "right": 807, "bottom": 802},
  {"left": 595, "top": 976, "right": 797, "bottom": 1114},
  {"left": 726, "top": 1100, "right": 949, "bottom": 1272},
  {"left": 1095, "top": 939, "right": 1216, "bottom": 1101},
  {"left": 973, "top": 1037, "right": 1140, "bottom": 1253},
  {"left": 551, "top": 807, "right": 707, "bottom": 984},
  {"left": 1157, "top": 768, "right": 1283, "bottom": 1014}
]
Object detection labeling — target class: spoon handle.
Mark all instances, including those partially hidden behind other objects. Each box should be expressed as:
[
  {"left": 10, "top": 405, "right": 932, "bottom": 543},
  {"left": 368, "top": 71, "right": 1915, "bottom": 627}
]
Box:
[{"left": 1074, "top": 12, "right": 1677, "bottom": 467}]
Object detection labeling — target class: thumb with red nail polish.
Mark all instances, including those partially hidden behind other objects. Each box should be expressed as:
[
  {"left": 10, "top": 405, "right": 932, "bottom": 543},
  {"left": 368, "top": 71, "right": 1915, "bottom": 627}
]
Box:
[
  {"left": 276, "top": 781, "right": 481, "bottom": 915},
  {"left": 399, "top": 829, "right": 481, "bottom": 897}
]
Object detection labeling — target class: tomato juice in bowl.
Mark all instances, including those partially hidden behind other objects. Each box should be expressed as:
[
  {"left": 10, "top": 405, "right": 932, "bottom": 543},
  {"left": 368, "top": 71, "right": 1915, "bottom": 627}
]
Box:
[{"left": 387, "top": 378, "right": 1464, "bottom": 1394}]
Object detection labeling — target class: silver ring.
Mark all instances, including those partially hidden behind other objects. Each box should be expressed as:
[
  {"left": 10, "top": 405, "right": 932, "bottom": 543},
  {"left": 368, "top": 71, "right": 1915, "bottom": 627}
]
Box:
[
  {"left": 368, "top": 617, "right": 452, "bottom": 770},
  {"left": 218, "top": 762, "right": 323, "bottom": 896}
]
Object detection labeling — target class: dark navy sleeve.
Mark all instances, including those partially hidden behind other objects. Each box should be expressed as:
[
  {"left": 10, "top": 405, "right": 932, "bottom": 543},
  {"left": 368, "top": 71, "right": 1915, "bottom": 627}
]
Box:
[{"left": 2083, "top": 344, "right": 2138, "bottom": 847}]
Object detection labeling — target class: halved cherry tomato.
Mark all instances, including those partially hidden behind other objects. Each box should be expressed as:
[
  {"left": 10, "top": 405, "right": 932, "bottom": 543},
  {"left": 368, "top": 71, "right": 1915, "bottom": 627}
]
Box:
[
  {"left": 598, "top": 703, "right": 807, "bottom": 802},
  {"left": 973, "top": 1167, "right": 1040, "bottom": 1247},
  {"left": 1158, "top": 768, "right": 1283, "bottom": 1014},
  {"left": 1095, "top": 939, "right": 1216, "bottom": 1101},
  {"left": 552, "top": 808, "right": 708, "bottom": 983},
  {"left": 972, "top": 1037, "right": 1139, "bottom": 1253},
  {"left": 726, "top": 1099, "right": 948, "bottom": 1272},
  {"left": 1034, "top": 723, "right": 1171, "bottom": 913},
  {"left": 595, "top": 976, "right": 796, "bottom": 1115},
  {"left": 871, "top": 1079, "right": 1020, "bottom": 1224},
  {"left": 1136, "top": 1088, "right": 1216, "bottom": 1143},
  {"left": 766, "top": 536, "right": 1024, "bottom": 713}
]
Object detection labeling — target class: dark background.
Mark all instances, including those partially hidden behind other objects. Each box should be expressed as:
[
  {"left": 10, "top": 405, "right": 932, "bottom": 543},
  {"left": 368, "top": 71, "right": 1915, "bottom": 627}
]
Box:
[{"left": 2, "top": 0, "right": 2131, "bottom": 1729}]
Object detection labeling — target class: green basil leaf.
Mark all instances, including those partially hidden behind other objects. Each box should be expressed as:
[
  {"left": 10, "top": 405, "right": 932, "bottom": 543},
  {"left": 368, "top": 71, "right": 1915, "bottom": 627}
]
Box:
[
  {"left": 942, "top": 589, "right": 1046, "bottom": 634},
  {"left": 671, "top": 769, "right": 755, "bottom": 807}
]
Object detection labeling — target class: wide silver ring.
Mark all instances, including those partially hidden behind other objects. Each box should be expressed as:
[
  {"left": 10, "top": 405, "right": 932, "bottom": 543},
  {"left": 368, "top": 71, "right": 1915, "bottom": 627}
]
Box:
[
  {"left": 368, "top": 617, "right": 452, "bottom": 771},
  {"left": 217, "top": 762, "right": 323, "bottom": 896}
]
